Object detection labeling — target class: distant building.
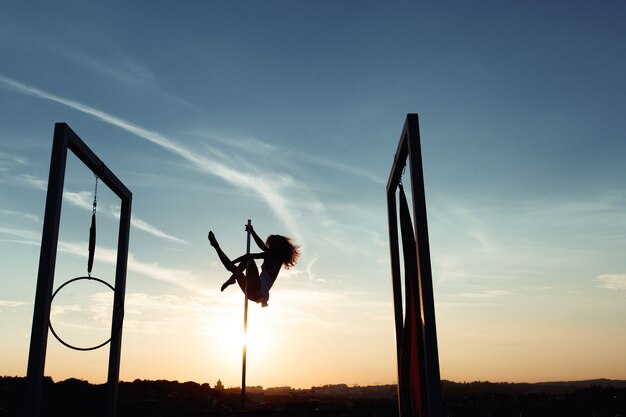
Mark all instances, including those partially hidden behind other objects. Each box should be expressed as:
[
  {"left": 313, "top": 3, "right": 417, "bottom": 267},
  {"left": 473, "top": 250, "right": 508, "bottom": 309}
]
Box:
[
  {"left": 247, "top": 385, "right": 264, "bottom": 394},
  {"left": 215, "top": 379, "right": 224, "bottom": 391},
  {"left": 265, "top": 386, "right": 293, "bottom": 395}
]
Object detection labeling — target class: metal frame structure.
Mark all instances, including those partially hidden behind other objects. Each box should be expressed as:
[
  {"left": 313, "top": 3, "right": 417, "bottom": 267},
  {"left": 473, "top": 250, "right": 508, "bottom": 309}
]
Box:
[
  {"left": 387, "top": 114, "right": 442, "bottom": 417},
  {"left": 25, "top": 123, "right": 132, "bottom": 417}
]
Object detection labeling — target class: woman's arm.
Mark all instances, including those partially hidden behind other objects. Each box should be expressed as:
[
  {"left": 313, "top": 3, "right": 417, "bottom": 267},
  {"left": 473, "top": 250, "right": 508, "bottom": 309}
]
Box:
[
  {"left": 247, "top": 225, "right": 269, "bottom": 252},
  {"left": 232, "top": 252, "right": 265, "bottom": 264}
]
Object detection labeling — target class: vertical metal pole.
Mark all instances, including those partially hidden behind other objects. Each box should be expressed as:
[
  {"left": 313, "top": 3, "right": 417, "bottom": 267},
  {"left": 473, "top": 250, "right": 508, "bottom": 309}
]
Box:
[
  {"left": 387, "top": 188, "right": 406, "bottom": 416},
  {"left": 241, "top": 219, "right": 252, "bottom": 412},
  {"left": 407, "top": 114, "right": 442, "bottom": 417},
  {"left": 25, "top": 124, "right": 69, "bottom": 417},
  {"left": 387, "top": 123, "right": 410, "bottom": 417},
  {"left": 106, "top": 195, "right": 132, "bottom": 417}
]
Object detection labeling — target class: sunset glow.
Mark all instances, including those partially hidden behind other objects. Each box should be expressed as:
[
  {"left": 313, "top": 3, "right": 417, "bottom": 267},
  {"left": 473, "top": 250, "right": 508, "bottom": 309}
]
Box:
[{"left": 1, "top": 1, "right": 626, "bottom": 390}]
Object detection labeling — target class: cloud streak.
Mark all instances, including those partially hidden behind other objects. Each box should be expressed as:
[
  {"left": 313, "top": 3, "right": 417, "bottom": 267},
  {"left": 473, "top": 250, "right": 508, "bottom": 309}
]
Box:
[
  {"left": 0, "top": 150, "right": 29, "bottom": 172},
  {"left": 1, "top": 209, "right": 39, "bottom": 223},
  {"left": 0, "top": 226, "right": 40, "bottom": 241},
  {"left": 191, "top": 129, "right": 384, "bottom": 185},
  {"left": 65, "top": 49, "right": 158, "bottom": 89},
  {"left": 0, "top": 226, "right": 200, "bottom": 291},
  {"left": 0, "top": 74, "right": 303, "bottom": 239},
  {"left": 596, "top": 274, "right": 626, "bottom": 291},
  {"left": 0, "top": 300, "right": 30, "bottom": 313},
  {"left": 292, "top": 153, "right": 385, "bottom": 185},
  {"left": 58, "top": 241, "right": 202, "bottom": 291},
  {"left": 128, "top": 217, "right": 187, "bottom": 245},
  {"left": 59, "top": 47, "right": 207, "bottom": 116},
  {"left": 20, "top": 174, "right": 47, "bottom": 191},
  {"left": 0, "top": 300, "right": 29, "bottom": 307},
  {"left": 18, "top": 174, "right": 187, "bottom": 244},
  {"left": 457, "top": 289, "right": 512, "bottom": 298}
]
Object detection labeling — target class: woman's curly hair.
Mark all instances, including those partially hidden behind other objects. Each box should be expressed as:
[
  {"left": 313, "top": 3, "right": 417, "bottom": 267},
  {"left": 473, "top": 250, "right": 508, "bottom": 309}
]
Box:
[{"left": 266, "top": 234, "right": 300, "bottom": 269}]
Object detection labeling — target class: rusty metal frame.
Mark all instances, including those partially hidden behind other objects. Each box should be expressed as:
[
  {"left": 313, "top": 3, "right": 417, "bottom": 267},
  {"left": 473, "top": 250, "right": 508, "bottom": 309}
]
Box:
[{"left": 25, "top": 123, "right": 132, "bottom": 417}]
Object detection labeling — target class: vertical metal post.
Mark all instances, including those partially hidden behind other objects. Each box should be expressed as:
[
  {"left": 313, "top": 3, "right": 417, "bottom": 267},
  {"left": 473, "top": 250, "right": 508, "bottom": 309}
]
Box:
[
  {"left": 241, "top": 219, "right": 252, "bottom": 412},
  {"left": 24, "top": 124, "right": 69, "bottom": 417},
  {"left": 406, "top": 115, "right": 442, "bottom": 416},
  {"left": 387, "top": 189, "right": 405, "bottom": 415},
  {"left": 106, "top": 196, "right": 132, "bottom": 417}
]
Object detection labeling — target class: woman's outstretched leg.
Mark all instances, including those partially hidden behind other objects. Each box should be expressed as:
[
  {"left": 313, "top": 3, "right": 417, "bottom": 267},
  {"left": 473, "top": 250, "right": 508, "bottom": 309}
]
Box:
[{"left": 208, "top": 231, "right": 236, "bottom": 272}]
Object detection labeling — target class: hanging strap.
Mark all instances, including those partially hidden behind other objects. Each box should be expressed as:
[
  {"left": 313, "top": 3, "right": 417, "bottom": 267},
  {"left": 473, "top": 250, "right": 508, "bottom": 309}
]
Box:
[{"left": 87, "top": 176, "right": 98, "bottom": 276}]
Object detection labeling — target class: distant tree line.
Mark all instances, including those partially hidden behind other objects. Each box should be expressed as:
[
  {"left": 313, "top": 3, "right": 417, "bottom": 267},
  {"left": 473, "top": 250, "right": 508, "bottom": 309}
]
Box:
[{"left": 1, "top": 376, "right": 624, "bottom": 417}]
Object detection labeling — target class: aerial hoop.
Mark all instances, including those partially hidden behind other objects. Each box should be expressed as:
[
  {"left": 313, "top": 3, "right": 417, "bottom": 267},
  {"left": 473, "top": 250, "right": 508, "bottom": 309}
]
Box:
[
  {"left": 48, "top": 276, "right": 124, "bottom": 351},
  {"left": 47, "top": 174, "right": 123, "bottom": 351}
]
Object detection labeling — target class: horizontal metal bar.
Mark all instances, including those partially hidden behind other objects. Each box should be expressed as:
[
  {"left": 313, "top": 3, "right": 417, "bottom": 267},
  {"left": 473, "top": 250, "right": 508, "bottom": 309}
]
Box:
[{"left": 60, "top": 123, "right": 132, "bottom": 201}]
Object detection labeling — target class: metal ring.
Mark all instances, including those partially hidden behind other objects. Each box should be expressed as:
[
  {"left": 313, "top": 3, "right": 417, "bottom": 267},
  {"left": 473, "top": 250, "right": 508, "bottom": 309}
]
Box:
[{"left": 48, "top": 276, "right": 124, "bottom": 351}]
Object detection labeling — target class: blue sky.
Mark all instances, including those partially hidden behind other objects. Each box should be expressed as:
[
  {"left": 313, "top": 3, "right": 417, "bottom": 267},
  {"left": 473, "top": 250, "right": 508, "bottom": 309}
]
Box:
[{"left": 1, "top": 1, "right": 625, "bottom": 388}]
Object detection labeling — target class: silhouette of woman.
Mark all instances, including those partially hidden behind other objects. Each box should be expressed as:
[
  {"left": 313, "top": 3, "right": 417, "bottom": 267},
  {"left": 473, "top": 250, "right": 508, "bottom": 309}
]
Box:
[{"left": 208, "top": 225, "right": 300, "bottom": 307}]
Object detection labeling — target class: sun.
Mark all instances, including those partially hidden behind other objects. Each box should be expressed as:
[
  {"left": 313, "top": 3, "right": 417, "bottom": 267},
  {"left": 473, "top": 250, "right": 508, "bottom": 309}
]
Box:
[
  {"left": 211, "top": 307, "right": 274, "bottom": 367},
  {"left": 245, "top": 314, "right": 272, "bottom": 354}
]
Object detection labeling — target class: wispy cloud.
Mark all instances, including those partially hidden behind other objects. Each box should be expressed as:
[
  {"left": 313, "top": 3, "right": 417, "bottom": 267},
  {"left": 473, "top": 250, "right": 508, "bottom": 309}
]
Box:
[
  {"left": 49, "top": 291, "right": 114, "bottom": 332},
  {"left": 1, "top": 225, "right": 388, "bottom": 336},
  {"left": 0, "top": 300, "right": 30, "bottom": 313},
  {"left": 20, "top": 174, "right": 47, "bottom": 191},
  {"left": 0, "top": 73, "right": 305, "bottom": 239},
  {"left": 188, "top": 129, "right": 276, "bottom": 155},
  {"left": 268, "top": 288, "right": 393, "bottom": 329},
  {"left": 65, "top": 49, "right": 158, "bottom": 88},
  {"left": 306, "top": 256, "right": 320, "bottom": 282},
  {"left": 48, "top": 291, "right": 220, "bottom": 335},
  {"left": 457, "top": 289, "right": 512, "bottom": 298},
  {"left": 433, "top": 255, "right": 468, "bottom": 284},
  {"left": 292, "top": 153, "right": 385, "bottom": 185},
  {"left": 0, "top": 226, "right": 200, "bottom": 291},
  {"left": 109, "top": 205, "right": 187, "bottom": 245},
  {"left": 191, "top": 128, "right": 385, "bottom": 185},
  {"left": 1, "top": 209, "right": 39, "bottom": 223},
  {"left": 121, "top": 292, "right": 230, "bottom": 334},
  {"left": 0, "top": 300, "right": 29, "bottom": 307},
  {"left": 63, "top": 190, "right": 93, "bottom": 210},
  {"left": 58, "top": 47, "right": 206, "bottom": 116},
  {"left": 18, "top": 173, "right": 187, "bottom": 244},
  {"left": 596, "top": 274, "right": 626, "bottom": 291},
  {"left": 2, "top": 74, "right": 378, "bottom": 256},
  {"left": 58, "top": 241, "right": 202, "bottom": 291},
  {"left": 114, "top": 289, "right": 354, "bottom": 336},
  {"left": 127, "top": 217, "right": 187, "bottom": 245},
  {"left": 0, "top": 150, "right": 29, "bottom": 172},
  {"left": 0, "top": 225, "right": 40, "bottom": 241},
  {"left": 62, "top": 189, "right": 186, "bottom": 244},
  {"left": 121, "top": 287, "right": 392, "bottom": 339}
]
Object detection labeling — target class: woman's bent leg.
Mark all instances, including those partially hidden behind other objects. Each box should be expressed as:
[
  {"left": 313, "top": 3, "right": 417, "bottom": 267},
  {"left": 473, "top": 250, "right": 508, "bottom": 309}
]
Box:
[
  {"left": 237, "top": 259, "right": 261, "bottom": 300},
  {"left": 221, "top": 262, "right": 246, "bottom": 291}
]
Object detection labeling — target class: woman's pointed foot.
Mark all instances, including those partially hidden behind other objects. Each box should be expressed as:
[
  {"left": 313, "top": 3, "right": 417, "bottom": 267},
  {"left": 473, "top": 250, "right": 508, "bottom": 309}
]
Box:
[
  {"left": 220, "top": 275, "right": 236, "bottom": 291},
  {"left": 208, "top": 231, "right": 218, "bottom": 247}
]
